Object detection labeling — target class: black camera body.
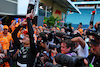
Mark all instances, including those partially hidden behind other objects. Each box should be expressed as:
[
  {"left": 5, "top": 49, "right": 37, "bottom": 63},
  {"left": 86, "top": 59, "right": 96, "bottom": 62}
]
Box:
[
  {"left": 55, "top": 53, "right": 86, "bottom": 67},
  {"left": 0, "top": 56, "right": 10, "bottom": 65},
  {"left": 39, "top": 31, "right": 61, "bottom": 44},
  {"left": 43, "top": 62, "right": 62, "bottom": 67}
]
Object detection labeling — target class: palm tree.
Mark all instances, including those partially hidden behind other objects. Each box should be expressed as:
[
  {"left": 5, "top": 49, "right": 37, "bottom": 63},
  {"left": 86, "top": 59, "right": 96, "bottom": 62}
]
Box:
[{"left": 44, "top": 15, "right": 61, "bottom": 28}]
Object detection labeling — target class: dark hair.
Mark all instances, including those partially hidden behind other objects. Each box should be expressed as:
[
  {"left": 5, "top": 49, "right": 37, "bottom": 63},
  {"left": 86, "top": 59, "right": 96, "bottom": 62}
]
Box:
[
  {"left": 80, "top": 23, "right": 82, "bottom": 25},
  {"left": 61, "top": 39, "right": 75, "bottom": 52}
]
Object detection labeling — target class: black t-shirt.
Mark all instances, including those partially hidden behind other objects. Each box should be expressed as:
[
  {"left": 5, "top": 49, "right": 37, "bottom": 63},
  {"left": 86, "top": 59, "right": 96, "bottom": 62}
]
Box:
[
  {"left": 87, "top": 53, "right": 100, "bottom": 67},
  {"left": 12, "top": 18, "right": 37, "bottom": 67}
]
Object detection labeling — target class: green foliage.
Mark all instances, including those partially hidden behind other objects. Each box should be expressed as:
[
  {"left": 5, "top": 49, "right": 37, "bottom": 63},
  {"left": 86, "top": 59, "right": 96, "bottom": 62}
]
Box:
[{"left": 44, "top": 15, "right": 61, "bottom": 27}]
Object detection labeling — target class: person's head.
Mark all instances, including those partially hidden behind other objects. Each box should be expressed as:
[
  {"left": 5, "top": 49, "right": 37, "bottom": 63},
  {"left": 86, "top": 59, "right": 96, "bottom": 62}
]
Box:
[
  {"left": 40, "top": 51, "right": 49, "bottom": 64},
  {"left": 89, "top": 39, "right": 100, "bottom": 56},
  {"left": 38, "top": 26, "right": 43, "bottom": 32},
  {"left": 78, "top": 22, "right": 82, "bottom": 29},
  {"left": 61, "top": 27, "right": 65, "bottom": 33},
  {"left": 80, "top": 22, "right": 82, "bottom": 25},
  {"left": 22, "top": 30, "right": 30, "bottom": 45},
  {"left": 18, "top": 18, "right": 21, "bottom": 23},
  {"left": 61, "top": 39, "right": 74, "bottom": 54},
  {"left": 3, "top": 25, "right": 8, "bottom": 34},
  {"left": 52, "top": 27, "right": 56, "bottom": 31}
]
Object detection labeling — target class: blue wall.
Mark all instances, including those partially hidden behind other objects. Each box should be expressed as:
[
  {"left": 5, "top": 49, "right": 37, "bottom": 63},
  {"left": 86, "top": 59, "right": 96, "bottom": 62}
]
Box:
[{"left": 66, "top": 8, "right": 100, "bottom": 25}]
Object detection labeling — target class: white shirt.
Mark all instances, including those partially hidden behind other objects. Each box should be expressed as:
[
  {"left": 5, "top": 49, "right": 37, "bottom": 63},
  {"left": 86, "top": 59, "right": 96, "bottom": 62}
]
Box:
[
  {"left": 74, "top": 42, "right": 89, "bottom": 58},
  {"left": 0, "top": 24, "right": 3, "bottom": 30}
]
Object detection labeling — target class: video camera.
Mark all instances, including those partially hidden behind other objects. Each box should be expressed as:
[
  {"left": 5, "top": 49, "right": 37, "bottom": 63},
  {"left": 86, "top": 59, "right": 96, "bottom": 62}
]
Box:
[
  {"left": 55, "top": 53, "right": 86, "bottom": 67},
  {"left": 86, "top": 24, "right": 100, "bottom": 38},
  {"left": 39, "top": 31, "right": 62, "bottom": 44}
]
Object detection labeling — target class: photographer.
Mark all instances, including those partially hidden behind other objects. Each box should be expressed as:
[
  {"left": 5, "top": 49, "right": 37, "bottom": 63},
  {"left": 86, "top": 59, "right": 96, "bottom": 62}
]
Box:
[
  {"left": 84, "top": 21, "right": 100, "bottom": 67},
  {"left": 12, "top": 10, "right": 37, "bottom": 67},
  {"left": 51, "top": 39, "right": 76, "bottom": 65},
  {"left": 71, "top": 36, "right": 89, "bottom": 58}
]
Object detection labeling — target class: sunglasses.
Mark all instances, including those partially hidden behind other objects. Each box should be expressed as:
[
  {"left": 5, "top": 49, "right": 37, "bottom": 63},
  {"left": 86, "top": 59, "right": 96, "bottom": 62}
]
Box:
[{"left": 3, "top": 29, "right": 8, "bottom": 30}]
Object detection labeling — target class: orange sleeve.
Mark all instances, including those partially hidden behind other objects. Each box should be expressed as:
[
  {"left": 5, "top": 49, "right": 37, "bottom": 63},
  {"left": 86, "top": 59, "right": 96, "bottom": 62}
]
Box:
[
  {"left": 0, "top": 32, "right": 3, "bottom": 38},
  {"left": 11, "top": 26, "right": 15, "bottom": 33},
  {"left": 17, "top": 31, "right": 21, "bottom": 38}
]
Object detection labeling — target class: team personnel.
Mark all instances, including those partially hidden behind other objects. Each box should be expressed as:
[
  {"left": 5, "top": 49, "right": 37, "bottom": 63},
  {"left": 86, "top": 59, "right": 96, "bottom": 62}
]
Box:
[
  {"left": 0, "top": 25, "right": 13, "bottom": 49},
  {"left": 0, "top": 37, "right": 10, "bottom": 67}
]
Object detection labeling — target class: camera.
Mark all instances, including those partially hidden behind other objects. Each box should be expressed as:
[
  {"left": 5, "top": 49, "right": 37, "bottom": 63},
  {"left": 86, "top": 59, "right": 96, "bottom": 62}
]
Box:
[
  {"left": 49, "top": 44, "right": 61, "bottom": 50},
  {"left": 43, "top": 62, "right": 62, "bottom": 67},
  {"left": 86, "top": 24, "right": 100, "bottom": 38},
  {"left": 35, "top": 53, "right": 44, "bottom": 67},
  {"left": 55, "top": 53, "right": 86, "bottom": 67},
  {"left": 39, "top": 31, "right": 61, "bottom": 44},
  {"left": 62, "top": 32, "right": 82, "bottom": 40},
  {"left": 0, "top": 56, "right": 10, "bottom": 65}
]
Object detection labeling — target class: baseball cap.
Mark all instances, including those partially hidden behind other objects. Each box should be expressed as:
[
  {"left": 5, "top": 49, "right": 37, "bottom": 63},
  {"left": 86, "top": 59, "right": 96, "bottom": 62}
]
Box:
[
  {"left": 43, "top": 51, "right": 49, "bottom": 57},
  {"left": 89, "top": 39, "right": 99, "bottom": 46},
  {"left": 3, "top": 25, "right": 8, "bottom": 29},
  {"left": 38, "top": 26, "right": 42, "bottom": 29}
]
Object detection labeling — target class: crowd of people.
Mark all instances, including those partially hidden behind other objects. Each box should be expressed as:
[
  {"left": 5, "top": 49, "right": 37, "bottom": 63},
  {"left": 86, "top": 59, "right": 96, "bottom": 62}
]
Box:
[{"left": 0, "top": 11, "right": 100, "bottom": 67}]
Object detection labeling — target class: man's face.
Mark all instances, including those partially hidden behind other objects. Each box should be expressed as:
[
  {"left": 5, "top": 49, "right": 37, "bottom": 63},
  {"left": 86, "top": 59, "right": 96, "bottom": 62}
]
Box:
[
  {"left": 22, "top": 34, "right": 30, "bottom": 45},
  {"left": 90, "top": 44, "right": 100, "bottom": 56},
  {"left": 3, "top": 28, "right": 8, "bottom": 34},
  {"left": 61, "top": 42, "right": 70, "bottom": 54},
  {"left": 52, "top": 27, "right": 56, "bottom": 31},
  {"left": 61, "top": 28, "right": 65, "bottom": 33}
]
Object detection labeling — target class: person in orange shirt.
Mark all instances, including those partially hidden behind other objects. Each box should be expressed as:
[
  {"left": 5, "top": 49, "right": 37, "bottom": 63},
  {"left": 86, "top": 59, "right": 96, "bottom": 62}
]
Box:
[
  {"left": 0, "top": 25, "right": 13, "bottom": 48},
  {"left": 0, "top": 38, "right": 10, "bottom": 67},
  {"left": 15, "top": 18, "right": 21, "bottom": 28},
  {"left": 78, "top": 28, "right": 83, "bottom": 36}
]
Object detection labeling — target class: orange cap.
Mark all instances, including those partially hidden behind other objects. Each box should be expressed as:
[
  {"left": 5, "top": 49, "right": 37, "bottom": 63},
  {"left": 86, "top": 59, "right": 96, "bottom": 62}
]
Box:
[
  {"left": 18, "top": 18, "right": 21, "bottom": 21},
  {"left": 56, "top": 27, "right": 60, "bottom": 31},
  {"left": 38, "top": 26, "right": 42, "bottom": 29},
  {"left": 32, "top": 24, "right": 35, "bottom": 27},
  {"left": 3, "top": 25, "right": 8, "bottom": 29},
  {"left": 43, "top": 24, "right": 47, "bottom": 27}
]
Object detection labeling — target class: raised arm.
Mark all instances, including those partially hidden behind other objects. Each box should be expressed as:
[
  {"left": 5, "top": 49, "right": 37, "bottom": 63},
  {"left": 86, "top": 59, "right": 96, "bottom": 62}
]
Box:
[
  {"left": 26, "top": 10, "right": 37, "bottom": 54},
  {"left": 71, "top": 37, "right": 85, "bottom": 48},
  {"left": 12, "top": 25, "right": 22, "bottom": 49}
]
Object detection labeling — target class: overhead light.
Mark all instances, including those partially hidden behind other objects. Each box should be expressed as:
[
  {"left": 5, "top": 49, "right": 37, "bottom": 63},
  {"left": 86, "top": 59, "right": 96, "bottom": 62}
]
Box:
[
  {"left": 39, "top": 6, "right": 43, "bottom": 9},
  {"left": 81, "top": 2, "right": 85, "bottom": 4},
  {"left": 6, "top": 0, "right": 17, "bottom": 4}
]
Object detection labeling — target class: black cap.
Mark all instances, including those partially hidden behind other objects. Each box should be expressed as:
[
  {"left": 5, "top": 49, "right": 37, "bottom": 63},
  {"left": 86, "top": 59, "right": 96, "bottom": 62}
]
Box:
[{"left": 89, "top": 39, "right": 99, "bottom": 46}]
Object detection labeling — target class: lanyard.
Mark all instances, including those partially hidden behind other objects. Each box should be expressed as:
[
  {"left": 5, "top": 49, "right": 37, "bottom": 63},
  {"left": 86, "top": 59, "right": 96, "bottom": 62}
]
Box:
[
  {"left": 89, "top": 56, "right": 95, "bottom": 67},
  {"left": 91, "top": 56, "right": 95, "bottom": 64}
]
